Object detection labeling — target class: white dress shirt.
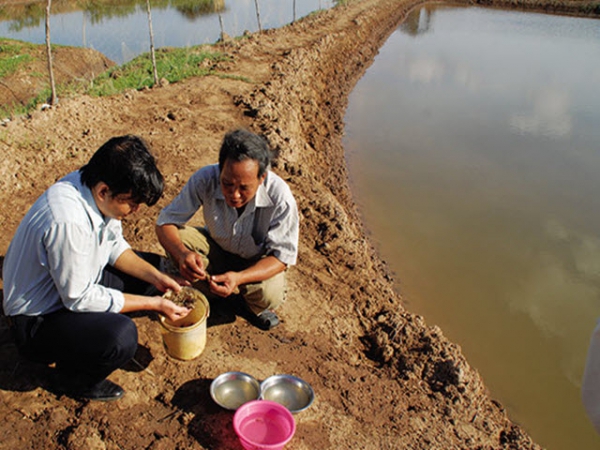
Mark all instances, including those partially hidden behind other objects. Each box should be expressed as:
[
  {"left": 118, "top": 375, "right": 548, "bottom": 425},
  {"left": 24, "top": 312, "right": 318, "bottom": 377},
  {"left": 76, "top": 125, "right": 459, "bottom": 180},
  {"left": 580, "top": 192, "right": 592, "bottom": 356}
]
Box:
[
  {"left": 2, "top": 171, "right": 130, "bottom": 316},
  {"left": 157, "top": 164, "right": 299, "bottom": 266}
]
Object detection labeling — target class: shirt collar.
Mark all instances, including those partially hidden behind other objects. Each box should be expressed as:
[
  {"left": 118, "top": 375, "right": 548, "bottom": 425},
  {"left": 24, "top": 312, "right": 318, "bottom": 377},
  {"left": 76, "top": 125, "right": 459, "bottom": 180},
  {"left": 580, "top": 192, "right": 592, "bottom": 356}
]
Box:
[{"left": 67, "top": 171, "right": 111, "bottom": 229}]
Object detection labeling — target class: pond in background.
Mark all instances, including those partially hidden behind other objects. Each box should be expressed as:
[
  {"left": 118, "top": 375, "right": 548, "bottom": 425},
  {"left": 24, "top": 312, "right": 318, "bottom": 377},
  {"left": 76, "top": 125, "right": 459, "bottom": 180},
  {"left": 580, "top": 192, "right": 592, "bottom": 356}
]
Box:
[
  {"left": 0, "top": 0, "right": 335, "bottom": 64},
  {"left": 344, "top": 6, "right": 600, "bottom": 450}
]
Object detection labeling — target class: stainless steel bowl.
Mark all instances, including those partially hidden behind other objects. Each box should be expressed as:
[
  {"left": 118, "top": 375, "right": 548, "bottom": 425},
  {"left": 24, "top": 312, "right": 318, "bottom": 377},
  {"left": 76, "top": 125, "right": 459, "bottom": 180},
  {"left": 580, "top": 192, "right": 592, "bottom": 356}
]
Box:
[
  {"left": 259, "top": 374, "right": 315, "bottom": 413},
  {"left": 210, "top": 372, "right": 260, "bottom": 410}
]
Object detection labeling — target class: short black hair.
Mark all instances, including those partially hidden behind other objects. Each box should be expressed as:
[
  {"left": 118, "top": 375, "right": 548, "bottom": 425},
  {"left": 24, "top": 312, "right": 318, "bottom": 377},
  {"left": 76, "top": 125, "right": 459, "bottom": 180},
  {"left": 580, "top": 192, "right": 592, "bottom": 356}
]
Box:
[
  {"left": 218, "top": 129, "right": 272, "bottom": 178},
  {"left": 79, "top": 135, "right": 164, "bottom": 206}
]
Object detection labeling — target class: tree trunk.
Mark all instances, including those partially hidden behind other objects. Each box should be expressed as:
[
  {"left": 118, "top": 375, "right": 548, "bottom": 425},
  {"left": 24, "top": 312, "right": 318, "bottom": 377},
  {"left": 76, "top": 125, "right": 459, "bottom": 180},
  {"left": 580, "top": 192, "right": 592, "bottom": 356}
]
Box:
[
  {"left": 254, "top": 0, "right": 262, "bottom": 32},
  {"left": 146, "top": 0, "right": 159, "bottom": 86},
  {"left": 218, "top": 13, "right": 225, "bottom": 40},
  {"left": 45, "top": 0, "right": 57, "bottom": 105}
]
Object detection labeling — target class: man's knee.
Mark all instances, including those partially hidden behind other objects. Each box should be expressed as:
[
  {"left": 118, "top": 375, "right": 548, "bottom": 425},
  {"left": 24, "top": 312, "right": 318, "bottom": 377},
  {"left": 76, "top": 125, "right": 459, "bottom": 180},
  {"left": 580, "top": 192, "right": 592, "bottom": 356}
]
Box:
[
  {"left": 242, "top": 272, "right": 286, "bottom": 314},
  {"left": 175, "top": 226, "right": 210, "bottom": 266},
  {"left": 179, "top": 226, "right": 208, "bottom": 252},
  {"left": 104, "top": 315, "right": 138, "bottom": 364}
]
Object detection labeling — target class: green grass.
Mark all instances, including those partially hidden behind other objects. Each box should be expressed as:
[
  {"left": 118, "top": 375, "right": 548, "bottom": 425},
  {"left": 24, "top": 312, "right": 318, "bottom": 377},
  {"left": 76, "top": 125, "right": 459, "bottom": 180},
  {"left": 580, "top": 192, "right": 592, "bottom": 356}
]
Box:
[
  {"left": 0, "top": 88, "right": 49, "bottom": 119},
  {"left": 0, "top": 40, "right": 35, "bottom": 78},
  {"left": 88, "top": 46, "right": 229, "bottom": 96},
  {"left": 0, "top": 42, "right": 235, "bottom": 119}
]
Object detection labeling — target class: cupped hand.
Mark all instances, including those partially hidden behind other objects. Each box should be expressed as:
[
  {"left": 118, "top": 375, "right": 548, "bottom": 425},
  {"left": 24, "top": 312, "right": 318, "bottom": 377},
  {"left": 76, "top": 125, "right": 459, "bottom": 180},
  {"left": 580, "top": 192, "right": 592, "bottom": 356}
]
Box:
[
  {"left": 178, "top": 251, "right": 207, "bottom": 282},
  {"left": 154, "top": 272, "right": 187, "bottom": 294},
  {"left": 209, "top": 271, "right": 241, "bottom": 297},
  {"left": 160, "top": 298, "right": 191, "bottom": 322}
]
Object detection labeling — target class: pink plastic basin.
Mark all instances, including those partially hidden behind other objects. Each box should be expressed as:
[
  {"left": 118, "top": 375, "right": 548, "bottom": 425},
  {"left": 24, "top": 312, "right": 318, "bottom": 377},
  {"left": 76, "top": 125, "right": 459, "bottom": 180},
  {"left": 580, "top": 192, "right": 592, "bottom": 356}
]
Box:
[{"left": 233, "top": 400, "right": 296, "bottom": 450}]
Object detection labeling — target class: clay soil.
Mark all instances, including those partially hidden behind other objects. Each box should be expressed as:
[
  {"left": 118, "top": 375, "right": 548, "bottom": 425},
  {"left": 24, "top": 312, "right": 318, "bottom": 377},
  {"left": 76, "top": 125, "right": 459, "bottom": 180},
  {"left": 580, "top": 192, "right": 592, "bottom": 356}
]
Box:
[{"left": 1, "top": 0, "right": 597, "bottom": 448}]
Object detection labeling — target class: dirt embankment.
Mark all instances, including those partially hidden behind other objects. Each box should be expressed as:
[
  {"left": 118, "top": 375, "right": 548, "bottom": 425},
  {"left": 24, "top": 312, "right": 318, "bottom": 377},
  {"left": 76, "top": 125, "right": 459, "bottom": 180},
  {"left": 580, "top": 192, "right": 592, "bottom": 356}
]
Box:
[
  {"left": 0, "top": 0, "right": 597, "bottom": 449},
  {"left": 0, "top": 43, "right": 114, "bottom": 112}
]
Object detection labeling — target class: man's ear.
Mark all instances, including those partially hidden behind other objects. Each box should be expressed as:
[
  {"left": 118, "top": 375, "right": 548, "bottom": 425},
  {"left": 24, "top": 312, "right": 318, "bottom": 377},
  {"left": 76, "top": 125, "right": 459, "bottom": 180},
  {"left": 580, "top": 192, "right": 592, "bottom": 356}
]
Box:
[{"left": 94, "top": 182, "right": 111, "bottom": 200}]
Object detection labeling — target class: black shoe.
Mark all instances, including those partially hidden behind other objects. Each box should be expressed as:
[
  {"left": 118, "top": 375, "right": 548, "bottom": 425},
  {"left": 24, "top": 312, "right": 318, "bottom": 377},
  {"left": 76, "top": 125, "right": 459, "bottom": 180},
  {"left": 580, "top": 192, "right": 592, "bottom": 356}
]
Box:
[
  {"left": 233, "top": 298, "right": 280, "bottom": 331},
  {"left": 254, "top": 310, "right": 280, "bottom": 331},
  {"left": 57, "top": 379, "right": 125, "bottom": 402}
]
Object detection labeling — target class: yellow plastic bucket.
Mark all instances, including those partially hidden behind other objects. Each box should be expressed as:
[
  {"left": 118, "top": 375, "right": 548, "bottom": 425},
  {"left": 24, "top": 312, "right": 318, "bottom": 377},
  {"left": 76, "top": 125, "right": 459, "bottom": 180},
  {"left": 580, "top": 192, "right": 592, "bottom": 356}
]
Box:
[{"left": 159, "top": 289, "right": 210, "bottom": 360}]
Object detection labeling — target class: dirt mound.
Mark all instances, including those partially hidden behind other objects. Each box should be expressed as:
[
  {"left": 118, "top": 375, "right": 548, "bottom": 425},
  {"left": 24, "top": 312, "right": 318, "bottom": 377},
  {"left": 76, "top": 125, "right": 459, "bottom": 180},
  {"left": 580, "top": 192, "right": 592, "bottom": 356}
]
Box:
[
  {"left": 4, "top": 0, "right": 594, "bottom": 448},
  {"left": 0, "top": 41, "right": 114, "bottom": 112}
]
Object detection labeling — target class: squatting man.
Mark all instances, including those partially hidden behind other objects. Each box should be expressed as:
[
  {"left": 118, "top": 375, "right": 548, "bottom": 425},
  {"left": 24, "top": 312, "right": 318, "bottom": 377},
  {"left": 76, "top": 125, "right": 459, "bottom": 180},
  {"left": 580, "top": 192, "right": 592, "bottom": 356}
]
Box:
[
  {"left": 155, "top": 128, "right": 299, "bottom": 331},
  {"left": 2, "top": 135, "right": 190, "bottom": 402}
]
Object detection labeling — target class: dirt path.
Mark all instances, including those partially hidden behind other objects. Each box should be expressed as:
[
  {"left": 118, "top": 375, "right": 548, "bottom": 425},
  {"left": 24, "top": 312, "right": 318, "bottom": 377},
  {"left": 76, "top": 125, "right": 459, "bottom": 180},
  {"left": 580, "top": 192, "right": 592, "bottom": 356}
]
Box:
[{"left": 2, "top": 0, "right": 597, "bottom": 448}]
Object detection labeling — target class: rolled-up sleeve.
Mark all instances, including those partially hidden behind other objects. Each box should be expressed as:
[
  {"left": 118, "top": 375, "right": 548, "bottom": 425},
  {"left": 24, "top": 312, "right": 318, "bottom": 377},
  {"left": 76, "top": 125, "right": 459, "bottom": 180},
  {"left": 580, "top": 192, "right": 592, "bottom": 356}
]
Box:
[
  {"left": 44, "top": 222, "right": 126, "bottom": 313},
  {"left": 157, "top": 171, "right": 205, "bottom": 226},
  {"left": 265, "top": 199, "right": 299, "bottom": 266}
]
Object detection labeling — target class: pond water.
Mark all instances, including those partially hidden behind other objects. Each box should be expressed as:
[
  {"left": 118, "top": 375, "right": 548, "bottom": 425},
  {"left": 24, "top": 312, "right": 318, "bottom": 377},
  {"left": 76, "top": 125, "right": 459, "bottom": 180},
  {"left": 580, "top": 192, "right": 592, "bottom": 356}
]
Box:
[
  {"left": 0, "top": 0, "right": 335, "bottom": 64},
  {"left": 344, "top": 6, "right": 600, "bottom": 450}
]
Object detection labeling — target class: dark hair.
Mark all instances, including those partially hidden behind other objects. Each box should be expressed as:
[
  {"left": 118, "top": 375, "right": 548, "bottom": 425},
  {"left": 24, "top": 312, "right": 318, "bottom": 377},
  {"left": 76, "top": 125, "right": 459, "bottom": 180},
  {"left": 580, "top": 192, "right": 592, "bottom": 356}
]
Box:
[
  {"left": 218, "top": 129, "right": 272, "bottom": 178},
  {"left": 79, "top": 135, "right": 164, "bottom": 206}
]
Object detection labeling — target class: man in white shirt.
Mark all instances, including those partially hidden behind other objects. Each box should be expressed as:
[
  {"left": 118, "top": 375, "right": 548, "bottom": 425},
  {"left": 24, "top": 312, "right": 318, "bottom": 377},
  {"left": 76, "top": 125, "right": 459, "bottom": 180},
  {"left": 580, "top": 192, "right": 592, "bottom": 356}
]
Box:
[
  {"left": 2, "top": 135, "right": 190, "bottom": 402},
  {"left": 155, "top": 129, "right": 299, "bottom": 330}
]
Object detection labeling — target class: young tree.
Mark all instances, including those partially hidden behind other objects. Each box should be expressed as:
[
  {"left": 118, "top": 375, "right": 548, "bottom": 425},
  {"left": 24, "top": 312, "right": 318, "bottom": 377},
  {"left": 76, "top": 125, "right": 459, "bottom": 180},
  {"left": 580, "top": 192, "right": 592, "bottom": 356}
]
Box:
[
  {"left": 146, "top": 0, "right": 159, "bottom": 86},
  {"left": 293, "top": 0, "right": 296, "bottom": 23},
  {"left": 218, "top": 13, "right": 225, "bottom": 41},
  {"left": 254, "top": 0, "right": 262, "bottom": 32},
  {"left": 45, "top": 0, "right": 57, "bottom": 105}
]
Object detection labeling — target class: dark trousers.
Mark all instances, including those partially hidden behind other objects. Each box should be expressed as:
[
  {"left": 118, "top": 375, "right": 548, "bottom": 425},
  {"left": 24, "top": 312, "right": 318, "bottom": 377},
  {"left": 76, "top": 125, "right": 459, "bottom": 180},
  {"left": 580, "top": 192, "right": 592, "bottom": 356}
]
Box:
[{"left": 11, "top": 252, "right": 160, "bottom": 388}]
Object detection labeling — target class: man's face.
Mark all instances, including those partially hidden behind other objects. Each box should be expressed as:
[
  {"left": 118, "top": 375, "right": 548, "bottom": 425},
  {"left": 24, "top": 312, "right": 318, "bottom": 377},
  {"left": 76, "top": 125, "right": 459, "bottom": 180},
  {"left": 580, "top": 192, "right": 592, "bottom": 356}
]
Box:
[
  {"left": 220, "top": 158, "right": 266, "bottom": 209},
  {"left": 94, "top": 183, "right": 141, "bottom": 220},
  {"left": 103, "top": 193, "right": 141, "bottom": 220}
]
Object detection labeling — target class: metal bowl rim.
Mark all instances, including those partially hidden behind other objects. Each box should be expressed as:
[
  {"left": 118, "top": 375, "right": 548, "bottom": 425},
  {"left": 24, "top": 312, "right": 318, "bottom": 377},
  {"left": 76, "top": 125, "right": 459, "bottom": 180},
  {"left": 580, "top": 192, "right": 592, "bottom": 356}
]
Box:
[
  {"left": 210, "top": 371, "right": 260, "bottom": 410},
  {"left": 259, "top": 374, "right": 315, "bottom": 412}
]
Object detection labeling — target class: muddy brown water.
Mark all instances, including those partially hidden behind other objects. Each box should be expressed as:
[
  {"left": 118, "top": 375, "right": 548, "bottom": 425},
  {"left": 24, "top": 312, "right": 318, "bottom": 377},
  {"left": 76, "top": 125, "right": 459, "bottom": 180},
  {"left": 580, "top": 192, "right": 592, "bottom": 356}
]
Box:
[{"left": 345, "top": 5, "right": 600, "bottom": 450}]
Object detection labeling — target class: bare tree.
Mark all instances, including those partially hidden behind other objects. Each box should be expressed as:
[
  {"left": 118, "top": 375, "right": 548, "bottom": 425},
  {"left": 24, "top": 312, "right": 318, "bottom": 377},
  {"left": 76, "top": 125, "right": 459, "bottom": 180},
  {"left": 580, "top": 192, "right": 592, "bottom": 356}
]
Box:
[
  {"left": 146, "top": 0, "right": 159, "bottom": 86},
  {"left": 82, "top": 11, "right": 86, "bottom": 48},
  {"left": 292, "top": 0, "right": 296, "bottom": 23},
  {"left": 218, "top": 13, "right": 225, "bottom": 40},
  {"left": 45, "top": 0, "right": 57, "bottom": 105},
  {"left": 254, "top": 0, "right": 262, "bottom": 32}
]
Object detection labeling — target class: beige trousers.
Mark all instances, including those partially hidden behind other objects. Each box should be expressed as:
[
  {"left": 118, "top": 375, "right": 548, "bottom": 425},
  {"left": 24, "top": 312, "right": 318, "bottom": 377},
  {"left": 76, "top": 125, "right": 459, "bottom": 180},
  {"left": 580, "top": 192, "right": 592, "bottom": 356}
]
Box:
[{"left": 177, "top": 226, "right": 286, "bottom": 315}]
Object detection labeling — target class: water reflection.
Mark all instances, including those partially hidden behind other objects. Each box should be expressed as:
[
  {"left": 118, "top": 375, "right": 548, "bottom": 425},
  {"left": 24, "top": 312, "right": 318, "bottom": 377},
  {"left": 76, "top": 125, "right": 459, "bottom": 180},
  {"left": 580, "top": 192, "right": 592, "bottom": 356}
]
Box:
[
  {"left": 171, "top": 0, "right": 225, "bottom": 20},
  {"left": 0, "top": 0, "right": 335, "bottom": 64},
  {"left": 509, "top": 87, "right": 572, "bottom": 137},
  {"left": 516, "top": 217, "right": 600, "bottom": 345},
  {"left": 0, "top": 0, "right": 225, "bottom": 30},
  {"left": 399, "top": 5, "right": 433, "bottom": 36},
  {"left": 345, "top": 6, "right": 600, "bottom": 450}
]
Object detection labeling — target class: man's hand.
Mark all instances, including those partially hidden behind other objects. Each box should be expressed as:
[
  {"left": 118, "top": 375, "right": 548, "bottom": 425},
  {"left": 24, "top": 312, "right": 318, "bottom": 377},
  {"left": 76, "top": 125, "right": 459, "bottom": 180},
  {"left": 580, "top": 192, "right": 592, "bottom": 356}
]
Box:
[
  {"left": 178, "top": 250, "right": 207, "bottom": 282},
  {"left": 121, "top": 293, "right": 191, "bottom": 321},
  {"left": 209, "top": 271, "right": 242, "bottom": 297},
  {"left": 156, "top": 224, "right": 207, "bottom": 283},
  {"left": 153, "top": 271, "right": 189, "bottom": 294},
  {"left": 158, "top": 297, "right": 191, "bottom": 322}
]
